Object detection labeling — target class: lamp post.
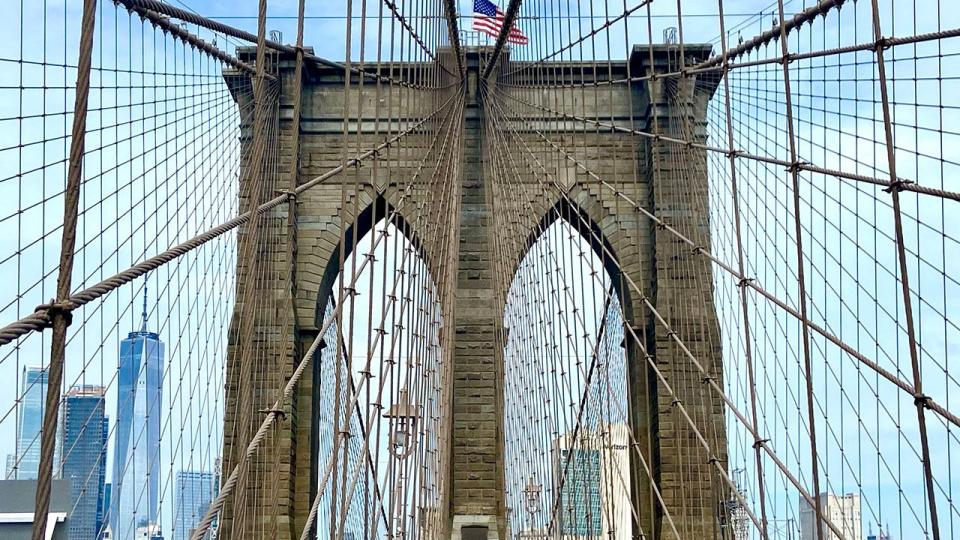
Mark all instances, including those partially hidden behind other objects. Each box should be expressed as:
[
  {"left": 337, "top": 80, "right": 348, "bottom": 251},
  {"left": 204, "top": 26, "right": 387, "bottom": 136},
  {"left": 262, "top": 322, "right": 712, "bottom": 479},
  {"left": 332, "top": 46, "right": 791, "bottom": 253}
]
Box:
[
  {"left": 384, "top": 389, "right": 420, "bottom": 540},
  {"left": 522, "top": 476, "right": 542, "bottom": 534},
  {"left": 384, "top": 389, "right": 420, "bottom": 460}
]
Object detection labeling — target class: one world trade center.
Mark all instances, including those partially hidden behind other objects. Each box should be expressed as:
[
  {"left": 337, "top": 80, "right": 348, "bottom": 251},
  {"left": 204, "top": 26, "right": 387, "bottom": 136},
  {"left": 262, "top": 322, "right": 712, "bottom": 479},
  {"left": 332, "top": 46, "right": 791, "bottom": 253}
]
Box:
[{"left": 111, "top": 289, "right": 164, "bottom": 538}]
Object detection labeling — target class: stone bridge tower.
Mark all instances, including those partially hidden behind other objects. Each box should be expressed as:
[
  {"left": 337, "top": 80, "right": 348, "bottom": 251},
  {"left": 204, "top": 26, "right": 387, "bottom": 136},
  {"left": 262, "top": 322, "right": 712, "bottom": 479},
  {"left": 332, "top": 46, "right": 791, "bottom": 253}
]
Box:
[{"left": 221, "top": 44, "right": 725, "bottom": 540}]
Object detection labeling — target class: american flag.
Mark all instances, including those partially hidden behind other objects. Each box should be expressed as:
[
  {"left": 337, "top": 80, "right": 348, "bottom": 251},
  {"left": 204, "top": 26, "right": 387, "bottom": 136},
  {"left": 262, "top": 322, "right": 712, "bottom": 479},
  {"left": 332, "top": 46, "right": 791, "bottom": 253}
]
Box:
[{"left": 472, "top": 0, "right": 529, "bottom": 45}]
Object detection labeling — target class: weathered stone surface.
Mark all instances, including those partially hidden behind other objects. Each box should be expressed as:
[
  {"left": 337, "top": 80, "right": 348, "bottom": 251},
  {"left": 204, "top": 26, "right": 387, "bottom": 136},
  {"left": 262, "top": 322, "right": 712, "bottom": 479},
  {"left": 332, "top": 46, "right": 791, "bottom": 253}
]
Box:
[{"left": 221, "top": 44, "right": 726, "bottom": 540}]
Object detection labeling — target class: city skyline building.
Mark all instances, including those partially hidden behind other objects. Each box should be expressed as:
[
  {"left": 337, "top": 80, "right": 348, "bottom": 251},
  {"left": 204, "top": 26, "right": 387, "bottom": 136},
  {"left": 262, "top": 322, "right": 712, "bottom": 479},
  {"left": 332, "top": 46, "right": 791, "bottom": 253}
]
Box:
[
  {"left": 61, "top": 385, "right": 109, "bottom": 540},
  {"left": 173, "top": 470, "right": 217, "bottom": 540},
  {"left": 11, "top": 366, "right": 59, "bottom": 480},
  {"left": 134, "top": 522, "right": 164, "bottom": 540},
  {"left": 101, "top": 482, "right": 112, "bottom": 539},
  {"left": 866, "top": 523, "right": 892, "bottom": 540},
  {"left": 552, "top": 423, "right": 631, "bottom": 540},
  {"left": 800, "top": 492, "right": 862, "bottom": 540},
  {"left": 111, "top": 289, "right": 164, "bottom": 540}
]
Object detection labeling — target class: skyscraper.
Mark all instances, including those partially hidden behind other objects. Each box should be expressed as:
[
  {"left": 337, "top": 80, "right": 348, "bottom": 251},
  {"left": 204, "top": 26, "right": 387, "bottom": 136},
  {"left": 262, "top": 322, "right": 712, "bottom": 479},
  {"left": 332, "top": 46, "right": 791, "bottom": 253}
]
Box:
[
  {"left": 13, "top": 366, "right": 57, "bottom": 479},
  {"left": 866, "top": 523, "right": 892, "bottom": 540},
  {"left": 101, "top": 482, "right": 112, "bottom": 539},
  {"left": 800, "top": 492, "right": 862, "bottom": 540},
  {"left": 111, "top": 289, "right": 164, "bottom": 540},
  {"left": 173, "top": 470, "right": 217, "bottom": 539},
  {"left": 62, "top": 385, "right": 108, "bottom": 540},
  {"left": 552, "top": 423, "right": 631, "bottom": 540},
  {"left": 557, "top": 446, "right": 602, "bottom": 536}
]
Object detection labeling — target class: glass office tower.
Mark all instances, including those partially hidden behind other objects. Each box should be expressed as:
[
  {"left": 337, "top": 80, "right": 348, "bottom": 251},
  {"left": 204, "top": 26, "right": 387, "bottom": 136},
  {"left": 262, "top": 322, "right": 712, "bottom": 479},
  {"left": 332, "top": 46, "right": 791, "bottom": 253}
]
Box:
[
  {"left": 173, "top": 470, "right": 217, "bottom": 539},
  {"left": 14, "top": 366, "right": 51, "bottom": 479},
  {"left": 111, "top": 292, "right": 164, "bottom": 540},
  {"left": 62, "top": 385, "right": 108, "bottom": 540}
]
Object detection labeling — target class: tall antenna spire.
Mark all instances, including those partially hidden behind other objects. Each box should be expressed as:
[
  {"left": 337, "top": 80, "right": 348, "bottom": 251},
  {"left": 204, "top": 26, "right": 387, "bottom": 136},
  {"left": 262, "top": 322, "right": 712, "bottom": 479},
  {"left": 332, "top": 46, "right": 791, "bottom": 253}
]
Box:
[{"left": 141, "top": 283, "right": 148, "bottom": 332}]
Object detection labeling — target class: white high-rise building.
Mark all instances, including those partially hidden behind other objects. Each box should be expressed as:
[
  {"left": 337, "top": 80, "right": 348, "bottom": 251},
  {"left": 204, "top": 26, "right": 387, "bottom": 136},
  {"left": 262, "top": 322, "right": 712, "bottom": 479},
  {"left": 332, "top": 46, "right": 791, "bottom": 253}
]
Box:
[
  {"left": 552, "top": 423, "right": 632, "bottom": 540},
  {"left": 800, "top": 492, "right": 861, "bottom": 540},
  {"left": 134, "top": 522, "right": 164, "bottom": 540}
]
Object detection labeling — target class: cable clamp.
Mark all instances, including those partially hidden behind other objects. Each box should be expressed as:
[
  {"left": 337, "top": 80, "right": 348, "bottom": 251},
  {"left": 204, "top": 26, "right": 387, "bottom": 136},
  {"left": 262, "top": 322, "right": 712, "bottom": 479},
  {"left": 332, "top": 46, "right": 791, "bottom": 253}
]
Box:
[
  {"left": 276, "top": 189, "right": 298, "bottom": 202},
  {"left": 707, "top": 456, "right": 719, "bottom": 465},
  {"left": 37, "top": 299, "right": 76, "bottom": 327},
  {"left": 914, "top": 393, "right": 932, "bottom": 409},
  {"left": 778, "top": 53, "right": 797, "bottom": 65},
  {"left": 259, "top": 407, "right": 287, "bottom": 420},
  {"left": 127, "top": 6, "right": 150, "bottom": 23},
  {"left": 752, "top": 438, "right": 770, "bottom": 449},
  {"left": 738, "top": 277, "right": 755, "bottom": 287},
  {"left": 787, "top": 160, "right": 804, "bottom": 174},
  {"left": 670, "top": 398, "right": 681, "bottom": 407},
  {"left": 701, "top": 376, "right": 715, "bottom": 384},
  {"left": 883, "top": 178, "right": 913, "bottom": 193},
  {"left": 875, "top": 37, "right": 891, "bottom": 51}
]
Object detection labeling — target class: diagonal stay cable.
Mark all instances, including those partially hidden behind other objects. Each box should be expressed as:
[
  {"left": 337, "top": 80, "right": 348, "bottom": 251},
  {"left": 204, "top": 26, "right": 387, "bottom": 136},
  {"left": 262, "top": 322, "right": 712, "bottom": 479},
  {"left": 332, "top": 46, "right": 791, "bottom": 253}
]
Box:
[
  {"left": 480, "top": 0, "right": 523, "bottom": 80},
  {"left": 189, "top": 90, "right": 464, "bottom": 540},
  {"left": 0, "top": 93, "right": 458, "bottom": 348},
  {"left": 325, "top": 96, "right": 465, "bottom": 540},
  {"left": 484, "top": 87, "right": 703, "bottom": 539},
  {"left": 502, "top": 0, "right": 653, "bottom": 79},
  {"left": 500, "top": 91, "right": 960, "bottom": 202},
  {"left": 115, "top": 0, "right": 455, "bottom": 90},
  {"left": 129, "top": 5, "right": 267, "bottom": 79},
  {"left": 484, "top": 84, "right": 763, "bottom": 538},
  {"left": 490, "top": 83, "right": 960, "bottom": 432},
  {"left": 442, "top": 0, "right": 464, "bottom": 77},
  {"left": 484, "top": 85, "right": 890, "bottom": 540}
]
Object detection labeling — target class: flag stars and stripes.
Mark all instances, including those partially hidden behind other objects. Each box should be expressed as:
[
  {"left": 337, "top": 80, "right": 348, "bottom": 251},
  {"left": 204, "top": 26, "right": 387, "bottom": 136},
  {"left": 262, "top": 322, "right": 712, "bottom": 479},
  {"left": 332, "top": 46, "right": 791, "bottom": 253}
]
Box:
[{"left": 472, "top": 0, "right": 529, "bottom": 45}]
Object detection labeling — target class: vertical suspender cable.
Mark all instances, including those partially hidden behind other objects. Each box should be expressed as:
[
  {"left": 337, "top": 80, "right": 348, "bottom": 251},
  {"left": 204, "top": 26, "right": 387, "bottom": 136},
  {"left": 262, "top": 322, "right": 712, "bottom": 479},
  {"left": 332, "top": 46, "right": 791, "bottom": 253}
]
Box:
[
  {"left": 31, "top": 1, "right": 97, "bottom": 539},
  {"left": 866, "top": 0, "right": 941, "bottom": 537}
]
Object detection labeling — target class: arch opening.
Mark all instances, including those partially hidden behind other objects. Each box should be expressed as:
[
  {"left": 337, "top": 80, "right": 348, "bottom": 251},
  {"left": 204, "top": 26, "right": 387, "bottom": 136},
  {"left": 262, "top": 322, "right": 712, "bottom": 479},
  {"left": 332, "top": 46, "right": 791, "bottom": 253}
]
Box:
[
  {"left": 501, "top": 209, "right": 637, "bottom": 540},
  {"left": 309, "top": 202, "right": 445, "bottom": 539}
]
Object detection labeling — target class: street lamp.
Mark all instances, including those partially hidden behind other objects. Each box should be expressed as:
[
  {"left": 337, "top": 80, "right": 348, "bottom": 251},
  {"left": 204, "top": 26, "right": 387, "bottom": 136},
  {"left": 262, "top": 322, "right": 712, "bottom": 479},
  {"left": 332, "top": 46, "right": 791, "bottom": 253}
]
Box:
[
  {"left": 384, "top": 389, "right": 420, "bottom": 459},
  {"left": 522, "top": 477, "right": 542, "bottom": 515}
]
